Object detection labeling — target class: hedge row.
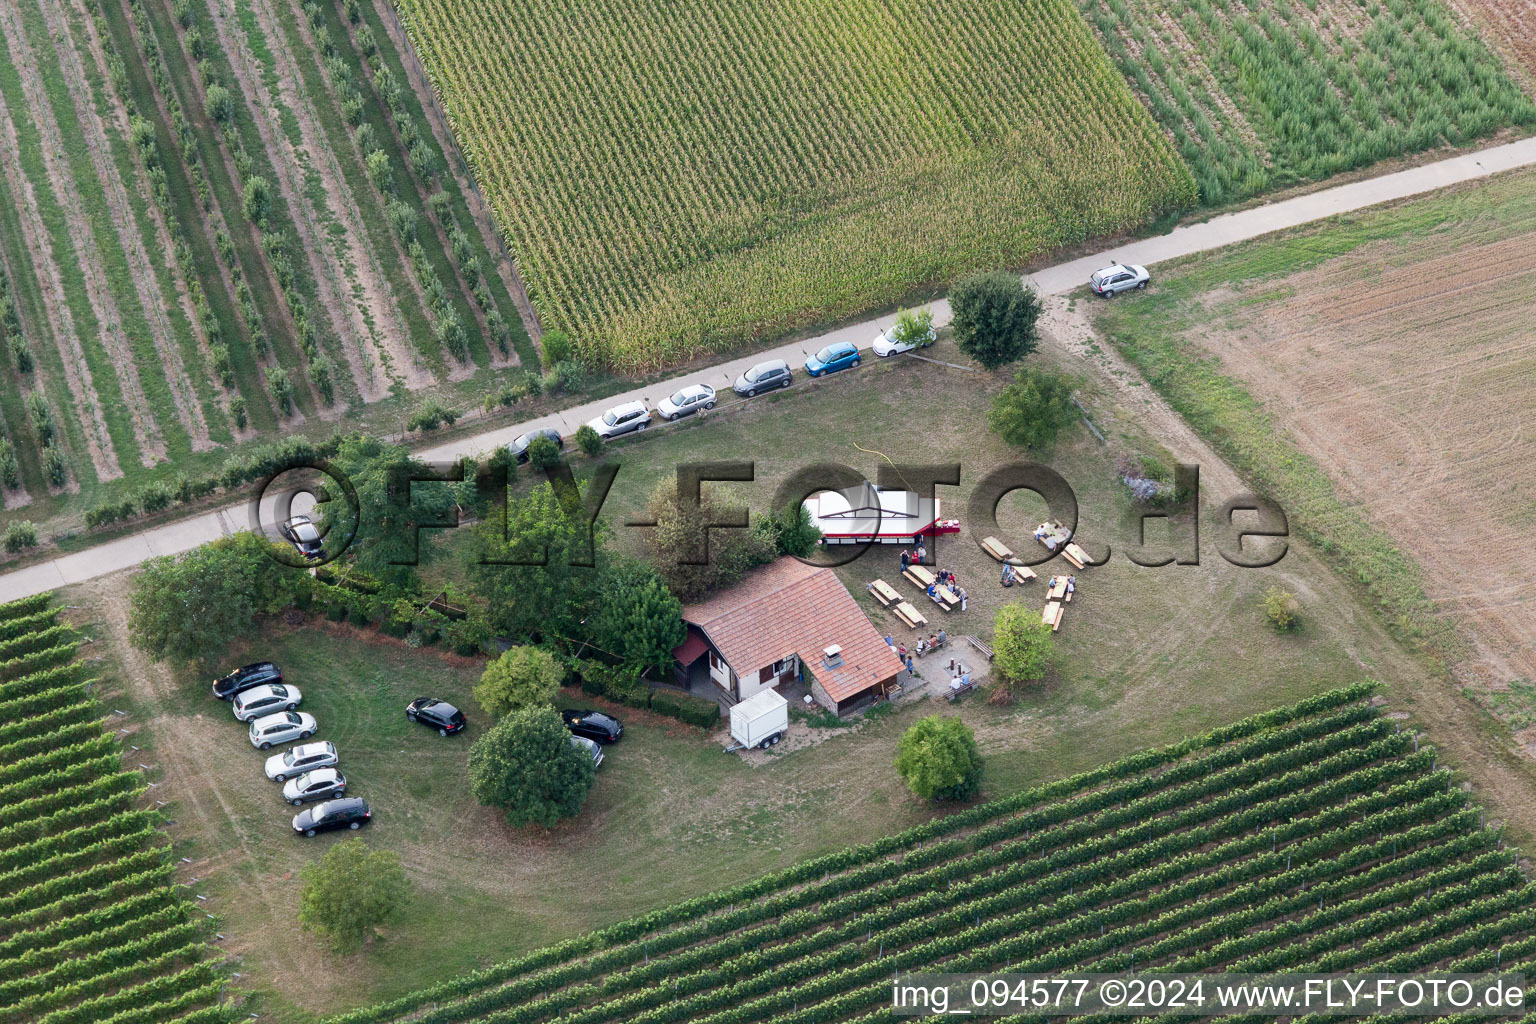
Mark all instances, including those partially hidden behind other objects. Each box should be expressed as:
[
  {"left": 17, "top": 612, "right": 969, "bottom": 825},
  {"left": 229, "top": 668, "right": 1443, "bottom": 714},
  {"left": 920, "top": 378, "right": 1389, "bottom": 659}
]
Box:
[{"left": 0, "top": 592, "right": 51, "bottom": 623}]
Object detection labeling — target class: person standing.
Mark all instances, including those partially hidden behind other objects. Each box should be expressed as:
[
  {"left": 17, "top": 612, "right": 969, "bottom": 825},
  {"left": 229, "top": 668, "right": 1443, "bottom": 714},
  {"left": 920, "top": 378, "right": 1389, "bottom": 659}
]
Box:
[
  {"left": 958, "top": 586, "right": 968, "bottom": 611},
  {"left": 901, "top": 549, "right": 910, "bottom": 572}
]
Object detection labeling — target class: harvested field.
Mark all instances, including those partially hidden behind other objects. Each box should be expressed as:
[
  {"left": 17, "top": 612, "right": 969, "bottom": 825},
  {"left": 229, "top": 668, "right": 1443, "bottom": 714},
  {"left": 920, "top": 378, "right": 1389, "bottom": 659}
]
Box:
[{"left": 1093, "top": 167, "right": 1536, "bottom": 752}]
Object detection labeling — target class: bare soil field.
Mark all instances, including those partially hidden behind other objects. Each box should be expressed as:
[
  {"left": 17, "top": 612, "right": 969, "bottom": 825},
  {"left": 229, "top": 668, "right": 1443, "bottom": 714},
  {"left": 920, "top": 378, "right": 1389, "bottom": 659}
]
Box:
[{"left": 1095, "top": 167, "right": 1536, "bottom": 751}]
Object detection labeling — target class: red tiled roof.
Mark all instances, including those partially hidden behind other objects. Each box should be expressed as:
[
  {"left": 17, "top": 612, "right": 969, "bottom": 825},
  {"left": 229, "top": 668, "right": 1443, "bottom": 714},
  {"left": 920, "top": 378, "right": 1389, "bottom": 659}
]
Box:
[
  {"left": 671, "top": 629, "right": 710, "bottom": 667},
  {"left": 682, "top": 558, "right": 903, "bottom": 703}
]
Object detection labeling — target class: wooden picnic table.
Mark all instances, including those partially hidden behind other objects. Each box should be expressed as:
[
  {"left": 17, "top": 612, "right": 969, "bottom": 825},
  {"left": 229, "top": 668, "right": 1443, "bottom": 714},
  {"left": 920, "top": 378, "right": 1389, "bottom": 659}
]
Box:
[
  {"left": 934, "top": 585, "right": 959, "bottom": 610},
  {"left": 1063, "top": 542, "right": 1093, "bottom": 569},
  {"left": 904, "top": 565, "right": 937, "bottom": 589},
  {"left": 893, "top": 602, "right": 927, "bottom": 629},
  {"left": 1042, "top": 602, "right": 1064, "bottom": 631},
  {"left": 868, "top": 579, "right": 901, "bottom": 607},
  {"left": 1046, "top": 577, "right": 1068, "bottom": 601},
  {"left": 981, "top": 536, "right": 1015, "bottom": 563}
]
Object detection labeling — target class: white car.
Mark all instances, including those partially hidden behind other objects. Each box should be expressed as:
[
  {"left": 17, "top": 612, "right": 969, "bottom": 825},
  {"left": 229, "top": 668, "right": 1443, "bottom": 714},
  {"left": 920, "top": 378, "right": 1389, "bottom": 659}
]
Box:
[
  {"left": 282, "top": 767, "right": 347, "bottom": 805},
  {"left": 586, "top": 400, "right": 650, "bottom": 439},
  {"left": 656, "top": 384, "right": 715, "bottom": 421},
  {"left": 570, "top": 733, "right": 604, "bottom": 769},
  {"left": 1089, "top": 263, "right": 1149, "bottom": 297},
  {"left": 264, "top": 740, "right": 338, "bottom": 782},
  {"left": 872, "top": 323, "right": 937, "bottom": 357},
  {"left": 231, "top": 683, "right": 302, "bottom": 722},
  {"left": 248, "top": 710, "right": 317, "bottom": 750}
]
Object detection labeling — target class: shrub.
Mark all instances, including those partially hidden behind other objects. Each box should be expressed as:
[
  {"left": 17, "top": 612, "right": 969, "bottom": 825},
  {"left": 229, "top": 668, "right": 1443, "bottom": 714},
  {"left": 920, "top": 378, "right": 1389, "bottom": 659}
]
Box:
[
  {"left": 204, "top": 83, "right": 232, "bottom": 124},
  {"left": 138, "top": 480, "right": 174, "bottom": 513},
  {"left": 299, "top": 839, "right": 409, "bottom": 952},
  {"left": 992, "top": 604, "right": 1054, "bottom": 692},
  {"left": 2, "top": 521, "right": 37, "bottom": 554},
  {"left": 648, "top": 691, "right": 720, "bottom": 728},
  {"left": 889, "top": 306, "right": 936, "bottom": 348},
  {"left": 0, "top": 439, "right": 17, "bottom": 489},
  {"left": 988, "top": 366, "right": 1080, "bottom": 452},
  {"left": 1264, "top": 586, "right": 1300, "bottom": 632},
  {"left": 241, "top": 174, "right": 272, "bottom": 225},
  {"left": 445, "top": 614, "right": 494, "bottom": 656},
  {"left": 526, "top": 435, "right": 561, "bottom": 471},
  {"left": 540, "top": 329, "right": 572, "bottom": 368},
  {"left": 549, "top": 358, "right": 586, "bottom": 394},
  {"left": 574, "top": 424, "right": 603, "bottom": 457},
  {"left": 309, "top": 355, "right": 336, "bottom": 406},
  {"left": 895, "top": 715, "right": 983, "bottom": 801},
  {"left": 6, "top": 336, "right": 29, "bottom": 374},
  {"left": 950, "top": 270, "right": 1042, "bottom": 370},
  {"left": 267, "top": 366, "right": 294, "bottom": 415},
  {"left": 229, "top": 394, "right": 247, "bottom": 430},
  {"left": 42, "top": 444, "right": 66, "bottom": 487},
  {"left": 365, "top": 148, "right": 393, "bottom": 192},
  {"left": 474, "top": 646, "right": 563, "bottom": 718},
  {"left": 26, "top": 391, "right": 54, "bottom": 444},
  {"left": 173, "top": 0, "right": 193, "bottom": 27},
  {"left": 406, "top": 398, "right": 459, "bottom": 432}
]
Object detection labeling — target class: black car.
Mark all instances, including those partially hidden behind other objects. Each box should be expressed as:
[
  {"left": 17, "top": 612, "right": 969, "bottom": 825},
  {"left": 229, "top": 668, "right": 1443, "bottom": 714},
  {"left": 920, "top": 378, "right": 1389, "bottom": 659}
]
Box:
[
  {"left": 279, "top": 514, "right": 324, "bottom": 560},
  {"left": 562, "top": 708, "right": 623, "bottom": 744},
  {"left": 292, "top": 797, "right": 371, "bottom": 837},
  {"left": 212, "top": 662, "right": 281, "bottom": 700},
  {"left": 509, "top": 427, "right": 562, "bottom": 465},
  {"left": 406, "top": 697, "right": 466, "bottom": 736}
]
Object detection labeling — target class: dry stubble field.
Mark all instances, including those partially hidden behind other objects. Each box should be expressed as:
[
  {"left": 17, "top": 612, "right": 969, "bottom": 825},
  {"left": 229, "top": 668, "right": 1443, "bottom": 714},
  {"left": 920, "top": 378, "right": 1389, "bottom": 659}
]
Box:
[{"left": 1092, "top": 167, "right": 1536, "bottom": 752}]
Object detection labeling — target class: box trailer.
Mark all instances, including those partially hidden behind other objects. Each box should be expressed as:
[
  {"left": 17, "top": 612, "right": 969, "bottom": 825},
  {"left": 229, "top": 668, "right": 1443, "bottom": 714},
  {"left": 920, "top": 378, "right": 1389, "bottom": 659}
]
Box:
[{"left": 728, "top": 689, "right": 789, "bottom": 750}]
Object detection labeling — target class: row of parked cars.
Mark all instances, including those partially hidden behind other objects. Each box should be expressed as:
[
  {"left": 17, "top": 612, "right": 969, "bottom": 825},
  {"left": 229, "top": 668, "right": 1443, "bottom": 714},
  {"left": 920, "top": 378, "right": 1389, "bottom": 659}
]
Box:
[{"left": 213, "top": 664, "right": 625, "bottom": 833}]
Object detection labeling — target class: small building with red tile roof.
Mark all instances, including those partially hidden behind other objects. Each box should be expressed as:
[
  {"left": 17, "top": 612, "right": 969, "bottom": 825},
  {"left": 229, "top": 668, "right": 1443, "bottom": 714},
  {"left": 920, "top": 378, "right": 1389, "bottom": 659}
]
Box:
[{"left": 672, "top": 557, "right": 904, "bottom": 715}]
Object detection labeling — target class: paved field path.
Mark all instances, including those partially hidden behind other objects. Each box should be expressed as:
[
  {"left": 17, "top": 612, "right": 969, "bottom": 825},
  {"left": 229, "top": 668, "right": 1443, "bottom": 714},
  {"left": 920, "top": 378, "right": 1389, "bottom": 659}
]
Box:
[{"left": 5, "top": 136, "right": 1535, "bottom": 600}]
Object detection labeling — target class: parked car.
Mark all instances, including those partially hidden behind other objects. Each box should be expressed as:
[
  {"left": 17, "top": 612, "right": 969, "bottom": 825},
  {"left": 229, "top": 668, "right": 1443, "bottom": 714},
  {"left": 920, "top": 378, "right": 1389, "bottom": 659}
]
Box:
[
  {"left": 282, "top": 767, "right": 347, "bottom": 805},
  {"left": 733, "top": 359, "right": 792, "bottom": 397},
  {"left": 406, "top": 697, "right": 466, "bottom": 736},
  {"left": 562, "top": 708, "right": 623, "bottom": 744},
  {"left": 211, "top": 662, "right": 281, "bottom": 701},
  {"left": 656, "top": 384, "right": 716, "bottom": 421},
  {"left": 509, "top": 427, "right": 562, "bottom": 464},
  {"left": 278, "top": 514, "right": 323, "bottom": 560},
  {"left": 264, "top": 740, "right": 338, "bottom": 781},
  {"left": 804, "top": 341, "right": 860, "bottom": 377},
  {"left": 586, "top": 400, "right": 650, "bottom": 440},
  {"left": 292, "top": 797, "right": 371, "bottom": 837},
  {"left": 1089, "top": 263, "right": 1149, "bottom": 297},
  {"left": 872, "top": 323, "right": 936, "bottom": 357},
  {"left": 232, "top": 683, "right": 302, "bottom": 722},
  {"left": 570, "top": 733, "right": 604, "bottom": 769},
  {"left": 248, "top": 711, "right": 317, "bottom": 750}
]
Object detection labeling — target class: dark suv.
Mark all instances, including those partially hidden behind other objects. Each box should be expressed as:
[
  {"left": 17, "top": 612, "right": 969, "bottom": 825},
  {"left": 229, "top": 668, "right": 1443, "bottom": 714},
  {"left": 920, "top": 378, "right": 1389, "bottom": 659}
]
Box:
[
  {"left": 509, "top": 427, "right": 562, "bottom": 464},
  {"left": 562, "top": 708, "right": 623, "bottom": 744},
  {"left": 212, "top": 662, "right": 281, "bottom": 700},
  {"left": 406, "top": 697, "right": 466, "bottom": 736},
  {"left": 292, "top": 797, "right": 371, "bottom": 837}
]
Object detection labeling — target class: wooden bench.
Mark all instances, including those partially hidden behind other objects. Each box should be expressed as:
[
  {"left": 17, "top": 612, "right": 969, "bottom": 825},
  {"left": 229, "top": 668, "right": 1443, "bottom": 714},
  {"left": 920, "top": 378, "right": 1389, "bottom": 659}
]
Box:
[
  {"left": 981, "top": 536, "right": 1015, "bottom": 563},
  {"left": 1064, "top": 542, "right": 1094, "bottom": 569},
  {"left": 916, "top": 636, "right": 950, "bottom": 658},
  {"left": 893, "top": 602, "right": 927, "bottom": 629},
  {"left": 867, "top": 579, "right": 901, "bottom": 607},
  {"left": 945, "top": 677, "right": 978, "bottom": 703},
  {"left": 965, "top": 635, "right": 994, "bottom": 661},
  {"left": 932, "top": 585, "right": 959, "bottom": 611},
  {"left": 1042, "top": 602, "right": 1064, "bottom": 631},
  {"left": 903, "top": 565, "right": 937, "bottom": 589}
]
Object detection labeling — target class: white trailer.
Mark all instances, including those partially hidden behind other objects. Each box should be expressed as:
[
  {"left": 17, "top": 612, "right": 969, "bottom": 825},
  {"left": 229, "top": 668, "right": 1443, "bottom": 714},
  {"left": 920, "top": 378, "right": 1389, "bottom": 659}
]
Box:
[{"left": 728, "top": 689, "right": 789, "bottom": 751}]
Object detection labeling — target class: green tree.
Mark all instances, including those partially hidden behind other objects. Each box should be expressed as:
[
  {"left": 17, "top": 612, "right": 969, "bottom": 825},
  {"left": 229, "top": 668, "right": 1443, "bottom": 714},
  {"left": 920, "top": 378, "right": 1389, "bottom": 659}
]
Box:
[
  {"left": 298, "top": 839, "right": 409, "bottom": 952},
  {"left": 587, "top": 560, "right": 685, "bottom": 676},
  {"left": 129, "top": 533, "right": 305, "bottom": 667},
  {"left": 574, "top": 424, "right": 603, "bottom": 457},
  {"left": 894, "top": 715, "right": 983, "bottom": 802},
  {"left": 639, "top": 479, "right": 775, "bottom": 602},
  {"left": 992, "top": 604, "right": 1055, "bottom": 691},
  {"left": 266, "top": 365, "right": 294, "bottom": 415},
  {"left": 539, "top": 328, "right": 572, "bottom": 368},
  {"left": 950, "top": 270, "right": 1041, "bottom": 371},
  {"left": 468, "top": 706, "right": 595, "bottom": 827},
  {"left": 526, "top": 435, "right": 561, "bottom": 470},
  {"left": 241, "top": 174, "right": 272, "bottom": 225},
  {"left": 204, "top": 82, "right": 233, "bottom": 124},
  {"left": 474, "top": 646, "right": 563, "bottom": 718},
  {"left": 889, "top": 306, "right": 935, "bottom": 348},
  {"left": 321, "top": 434, "right": 460, "bottom": 589},
  {"left": 988, "top": 367, "right": 1080, "bottom": 452}
]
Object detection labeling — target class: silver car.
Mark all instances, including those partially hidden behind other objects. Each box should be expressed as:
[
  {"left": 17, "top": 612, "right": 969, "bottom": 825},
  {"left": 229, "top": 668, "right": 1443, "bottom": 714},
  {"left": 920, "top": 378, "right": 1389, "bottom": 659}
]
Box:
[
  {"left": 248, "top": 711, "right": 316, "bottom": 750},
  {"left": 282, "top": 767, "right": 347, "bottom": 805},
  {"left": 1090, "top": 263, "right": 1149, "bottom": 297},
  {"left": 656, "top": 384, "right": 715, "bottom": 421},
  {"left": 232, "top": 683, "right": 302, "bottom": 722},
  {"left": 586, "top": 400, "right": 650, "bottom": 439},
  {"left": 570, "top": 733, "right": 604, "bottom": 769},
  {"left": 264, "top": 741, "right": 338, "bottom": 782}
]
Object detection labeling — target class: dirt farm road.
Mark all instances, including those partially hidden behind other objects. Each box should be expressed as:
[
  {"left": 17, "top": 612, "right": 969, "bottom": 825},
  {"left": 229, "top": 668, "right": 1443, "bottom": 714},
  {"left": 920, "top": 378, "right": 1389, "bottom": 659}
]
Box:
[{"left": 5, "top": 135, "right": 1536, "bottom": 600}]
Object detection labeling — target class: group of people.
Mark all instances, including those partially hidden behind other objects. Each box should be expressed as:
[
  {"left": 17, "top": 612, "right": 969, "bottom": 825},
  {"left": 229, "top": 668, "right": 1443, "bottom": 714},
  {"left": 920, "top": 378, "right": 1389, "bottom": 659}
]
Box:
[
  {"left": 1048, "top": 574, "right": 1077, "bottom": 595},
  {"left": 899, "top": 544, "right": 928, "bottom": 570},
  {"left": 1000, "top": 563, "right": 1020, "bottom": 587},
  {"left": 884, "top": 628, "right": 949, "bottom": 666}
]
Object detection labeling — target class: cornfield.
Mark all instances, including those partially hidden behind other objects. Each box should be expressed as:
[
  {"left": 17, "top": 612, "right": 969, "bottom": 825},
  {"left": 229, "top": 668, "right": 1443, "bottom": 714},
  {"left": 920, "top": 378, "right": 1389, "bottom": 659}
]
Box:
[
  {"left": 330, "top": 684, "right": 1536, "bottom": 1024},
  {"left": 392, "top": 0, "right": 1196, "bottom": 370}
]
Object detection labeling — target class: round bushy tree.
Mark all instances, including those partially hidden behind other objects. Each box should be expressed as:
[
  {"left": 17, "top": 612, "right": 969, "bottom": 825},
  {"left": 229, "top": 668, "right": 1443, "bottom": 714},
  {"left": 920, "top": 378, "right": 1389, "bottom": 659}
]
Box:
[
  {"left": 950, "top": 270, "right": 1042, "bottom": 371},
  {"left": 988, "top": 367, "right": 1080, "bottom": 452},
  {"left": 298, "top": 838, "right": 409, "bottom": 952},
  {"left": 468, "top": 706, "right": 595, "bottom": 827},
  {"left": 474, "top": 646, "right": 563, "bottom": 718},
  {"left": 895, "top": 715, "right": 983, "bottom": 802},
  {"left": 992, "top": 604, "right": 1055, "bottom": 692},
  {"left": 526, "top": 436, "right": 561, "bottom": 471},
  {"left": 575, "top": 424, "right": 603, "bottom": 457}
]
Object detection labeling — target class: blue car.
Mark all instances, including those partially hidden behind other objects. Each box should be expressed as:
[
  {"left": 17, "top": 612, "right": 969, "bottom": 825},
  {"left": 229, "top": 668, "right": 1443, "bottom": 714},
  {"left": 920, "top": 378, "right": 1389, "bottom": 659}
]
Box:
[{"left": 804, "top": 341, "right": 861, "bottom": 377}]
